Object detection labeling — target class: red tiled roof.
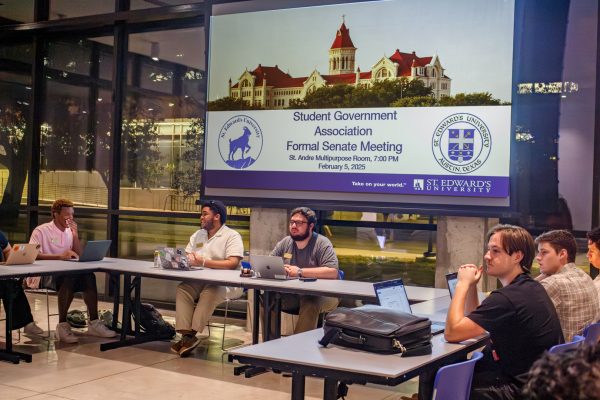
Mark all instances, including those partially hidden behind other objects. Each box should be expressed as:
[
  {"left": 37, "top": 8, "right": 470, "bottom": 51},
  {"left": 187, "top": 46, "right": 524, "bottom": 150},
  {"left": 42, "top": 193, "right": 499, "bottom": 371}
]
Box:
[
  {"left": 388, "top": 49, "right": 433, "bottom": 77},
  {"left": 330, "top": 22, "right": 356, "bottom": 49},
  {"left": 320, "top": 71, "right": 372, "bottom": 85},
  {"left": 231, "top": 64, "right": 302, "bottom": 88},
  {"left": 322, "top": 73, "right": 357, "bottom": 85}
]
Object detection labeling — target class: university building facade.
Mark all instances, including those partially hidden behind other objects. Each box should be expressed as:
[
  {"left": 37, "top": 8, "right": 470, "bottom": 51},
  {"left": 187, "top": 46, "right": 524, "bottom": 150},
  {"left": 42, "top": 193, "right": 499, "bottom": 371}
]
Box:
[{"left": 228, "top": 20, "right": 452, "bottom": 109}]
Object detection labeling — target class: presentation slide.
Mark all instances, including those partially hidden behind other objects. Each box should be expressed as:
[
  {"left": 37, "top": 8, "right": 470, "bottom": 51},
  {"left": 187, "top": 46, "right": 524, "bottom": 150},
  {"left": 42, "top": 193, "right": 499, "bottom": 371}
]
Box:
[{"left": 205, "top": 0, "right": 515, "bottom": 211}]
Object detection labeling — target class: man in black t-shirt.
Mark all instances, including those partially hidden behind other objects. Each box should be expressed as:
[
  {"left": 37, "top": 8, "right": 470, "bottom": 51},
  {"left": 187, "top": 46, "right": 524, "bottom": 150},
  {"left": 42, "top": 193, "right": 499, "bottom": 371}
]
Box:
[{"left": 445, "top": 224, "right": 563, "bottom": 400}]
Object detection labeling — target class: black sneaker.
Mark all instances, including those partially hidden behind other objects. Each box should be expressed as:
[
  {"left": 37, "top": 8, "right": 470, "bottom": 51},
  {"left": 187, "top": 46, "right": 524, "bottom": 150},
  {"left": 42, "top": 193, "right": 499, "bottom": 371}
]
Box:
[
  {"left": 171, "top": 338, "right": 184, "bottom": 354},
  {"left": 179, "top": 334, "right": 201, "bottom": 357}
]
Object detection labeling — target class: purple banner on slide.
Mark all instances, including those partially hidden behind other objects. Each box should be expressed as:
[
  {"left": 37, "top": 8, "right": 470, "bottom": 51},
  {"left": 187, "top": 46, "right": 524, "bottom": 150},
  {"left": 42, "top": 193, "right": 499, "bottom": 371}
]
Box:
[{"left": 205, "top": 170, "right": 509, "bottom": 198}]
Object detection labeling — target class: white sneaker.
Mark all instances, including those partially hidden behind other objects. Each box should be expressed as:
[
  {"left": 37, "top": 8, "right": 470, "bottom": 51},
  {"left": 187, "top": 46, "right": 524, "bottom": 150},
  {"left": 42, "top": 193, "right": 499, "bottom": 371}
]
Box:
[
  {"left": 23, "top": 321, "right": 44, "bottom": 335},
  {"left": 55, "top": 322, "right": 78, "bottom": 344},
  {"left": 87, "top": 319, "right": 118, "bottom": 338}
]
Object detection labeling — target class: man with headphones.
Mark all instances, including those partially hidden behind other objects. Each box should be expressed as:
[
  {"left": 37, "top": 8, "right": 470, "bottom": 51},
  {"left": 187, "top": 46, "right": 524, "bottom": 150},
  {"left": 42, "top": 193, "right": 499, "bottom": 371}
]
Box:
[{"left": 270, "top": 207, "right": 339, "bottom": 334}]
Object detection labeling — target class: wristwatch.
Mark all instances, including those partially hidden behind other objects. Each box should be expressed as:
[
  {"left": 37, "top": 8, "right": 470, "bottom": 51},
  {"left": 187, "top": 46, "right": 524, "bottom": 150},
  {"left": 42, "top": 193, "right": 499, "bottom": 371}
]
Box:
[{"left": 298, "top": 268, "right": 303, "bottom": 278}]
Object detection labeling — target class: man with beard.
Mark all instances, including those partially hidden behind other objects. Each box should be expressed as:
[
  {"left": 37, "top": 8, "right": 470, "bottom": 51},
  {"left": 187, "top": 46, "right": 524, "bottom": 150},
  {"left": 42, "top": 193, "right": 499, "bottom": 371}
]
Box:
[
  {"left": 269, "top": 207, "right": 339, "bottom": 334},
  {"left": 171, "top": 200, "right": 244, "bottom": 357}
]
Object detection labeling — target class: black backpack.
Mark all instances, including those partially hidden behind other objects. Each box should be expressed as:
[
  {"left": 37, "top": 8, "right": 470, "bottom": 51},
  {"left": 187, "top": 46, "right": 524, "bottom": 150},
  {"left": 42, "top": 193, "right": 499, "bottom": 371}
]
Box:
[{"left": 133, "top": 303, "right": 176, "bottom": 338}]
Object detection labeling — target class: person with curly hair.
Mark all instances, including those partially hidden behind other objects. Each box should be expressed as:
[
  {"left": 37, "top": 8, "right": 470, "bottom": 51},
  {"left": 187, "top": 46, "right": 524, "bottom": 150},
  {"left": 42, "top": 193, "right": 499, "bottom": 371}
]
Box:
[{"left": 523, "top": 344, "right": 600, "bottom": 399}]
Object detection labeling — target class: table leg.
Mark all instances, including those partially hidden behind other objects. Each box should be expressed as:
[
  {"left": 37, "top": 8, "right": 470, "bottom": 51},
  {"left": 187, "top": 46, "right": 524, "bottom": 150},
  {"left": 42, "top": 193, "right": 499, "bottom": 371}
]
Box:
[
  {"left": 273, "top": 292, "right": 281, "bottom": 340},
  {"left": 110, "top": 273, "right": 121, "bottom": 332},
  {"left": 418, "top": 369, "right": 435, "bottom": 400},
  {"left": 133, "top": 276, "right": 141, "bottom": 336},
  {"left": 252, "top": 289, "right": 260, "bottom": 344},
  {"left": 100, "top": 273, "right": 170, "bottom": 351},
  {"left": 323, "top": 378, "right": 338, "bottom": 400},
  {"left": 291, "top": 373, "right": 305, "bottom": 400},
  {"left": 264, "top": 291, "right": 271, "bottom": 342},
  {"left": 121, "top": 272, "right": 132, "bottom": 338}
]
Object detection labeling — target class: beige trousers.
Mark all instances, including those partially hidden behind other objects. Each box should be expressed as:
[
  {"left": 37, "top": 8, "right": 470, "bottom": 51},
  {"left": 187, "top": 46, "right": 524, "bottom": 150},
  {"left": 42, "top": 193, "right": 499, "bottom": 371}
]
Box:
[{"left": 175, "top": 281, "right": 227, "bottom": 334}]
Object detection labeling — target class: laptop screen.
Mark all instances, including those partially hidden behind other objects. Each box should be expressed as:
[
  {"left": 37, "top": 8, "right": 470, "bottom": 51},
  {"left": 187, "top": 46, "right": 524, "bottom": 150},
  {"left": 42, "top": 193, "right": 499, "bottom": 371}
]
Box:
[
  {"left": 373, "top": 279, "right": 411, "bottom": 313},
  {"left": 446, "top": 272, "right": 458, "bottom": 298}
]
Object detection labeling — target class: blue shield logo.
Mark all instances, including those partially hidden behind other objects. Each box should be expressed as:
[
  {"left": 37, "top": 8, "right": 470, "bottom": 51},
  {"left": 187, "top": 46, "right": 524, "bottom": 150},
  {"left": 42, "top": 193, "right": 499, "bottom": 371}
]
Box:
[{"left": 448, "top": 129, "right": 474, "bottom": 162}]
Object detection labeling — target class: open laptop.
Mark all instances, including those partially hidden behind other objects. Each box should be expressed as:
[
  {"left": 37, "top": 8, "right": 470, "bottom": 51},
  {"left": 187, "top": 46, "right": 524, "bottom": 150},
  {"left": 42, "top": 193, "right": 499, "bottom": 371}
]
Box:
[
  {"left": 0, "top": 244, "right": 40, "bottom": 265},
  {"left": 251, "top": 255, "right": 296, "bottom": 280},
  {"left": 446, "top": 272, "right": 458, "bottom": 298},
  {"left": 68, "top": 240, "right": 111, "bottom": 262},
  {"left": 158, "top": 248, "right": 194, "bottom": 271},
  {"left": 373, "top": 278, "right": 445, "bottom": 335}
]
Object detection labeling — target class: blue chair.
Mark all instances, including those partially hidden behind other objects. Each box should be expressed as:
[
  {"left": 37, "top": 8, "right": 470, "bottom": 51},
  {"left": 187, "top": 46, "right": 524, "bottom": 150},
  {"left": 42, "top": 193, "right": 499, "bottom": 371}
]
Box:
[
  {"left": 432, "top": 351, "right": 483, "bottom": 400},
  {"left": 338, "top": 270, "right": 345, "bottom": 280},
  {"left": 583, "top": 322, "right": 600, "bottom": 345},
  {"left": 549, "top": 335, "right": 585, "bottom": 354}
]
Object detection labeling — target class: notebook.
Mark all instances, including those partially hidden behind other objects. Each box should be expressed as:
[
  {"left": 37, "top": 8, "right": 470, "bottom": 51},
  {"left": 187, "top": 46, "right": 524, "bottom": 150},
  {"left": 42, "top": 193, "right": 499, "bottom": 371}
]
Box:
[
  {"left": 68, "top": 240, "right": 111, "bottom": 262},
  {"left": 446, "top": 272, "right": 458, "bottom": 298},
  {"left": 250, "top": 255, "right": 296, "bottom": 280},
  {"left": 0, "top": 244, "right": 40, "bottom": 265},
  {"left": 373, "top": 278, "right": 445, "bottom": 335}
]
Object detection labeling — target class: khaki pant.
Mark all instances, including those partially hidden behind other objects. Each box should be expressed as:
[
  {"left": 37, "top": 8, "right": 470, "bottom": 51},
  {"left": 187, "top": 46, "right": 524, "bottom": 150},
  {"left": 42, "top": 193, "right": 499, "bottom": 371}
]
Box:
[
  {"left": 266, "top": 294, "right": 339, "bottom": 336},
  {"left": 175, "top": 281, "right": 227, "bottom": 334}
]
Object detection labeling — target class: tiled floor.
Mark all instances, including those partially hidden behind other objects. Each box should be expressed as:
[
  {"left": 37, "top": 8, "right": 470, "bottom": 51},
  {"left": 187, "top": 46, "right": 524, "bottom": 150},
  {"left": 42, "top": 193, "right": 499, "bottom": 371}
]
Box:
[{"left": 0, "top": 293, "right": 417, "bottom": 400}]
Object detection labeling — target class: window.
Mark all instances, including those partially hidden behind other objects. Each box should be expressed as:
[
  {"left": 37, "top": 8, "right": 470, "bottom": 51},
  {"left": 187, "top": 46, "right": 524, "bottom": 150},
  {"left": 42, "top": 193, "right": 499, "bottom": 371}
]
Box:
[
  {"left": 121, "top": 27, "right": 205, "bottom": 212},
  {"left": 0, "top": 40, "right": 33, "bottom": 208},
  {"left": 0, "top": 1, "right": 33, "bottom": 24},
  {"left": 50, "top": 0, "right": 114, "bottom": 20},
  {"left": 376, "top": 68, "right": 389, "bottom": 78},
  {"left": 40, "top": 36, "right": 113, "bottom": 209}
]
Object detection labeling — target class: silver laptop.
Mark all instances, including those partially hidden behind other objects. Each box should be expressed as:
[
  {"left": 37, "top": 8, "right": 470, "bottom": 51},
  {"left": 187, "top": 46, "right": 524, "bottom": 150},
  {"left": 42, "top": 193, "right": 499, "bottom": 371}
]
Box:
[
  {"left": 373, "top": 278, "right": 445, "bottom": 335},
  {"left": 69, "top": 240, "right": 111, "bottom": 262},
  {"left": 0, "top": 244, "right": 40, "bottom": 265},
  {"left": 251, "top": 255, "right": 296, "bottom": 280},
  {"left": 446, "top": 272, "right": 458, "bottom": 298}
]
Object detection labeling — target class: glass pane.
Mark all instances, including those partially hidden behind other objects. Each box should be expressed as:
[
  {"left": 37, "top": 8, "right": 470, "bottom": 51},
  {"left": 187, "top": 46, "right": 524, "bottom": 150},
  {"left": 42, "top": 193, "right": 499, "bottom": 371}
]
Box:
[
  {"left": 46, "top": 40, "right": 92, "bottom": 76},
  {"left": 40, "top": 36, "right": 113, "bottom": 209},
  {"left": 130, "top": 0, "right": 205, "bottom": 10},
  {"left": 118, "top": 215, "right": 248, "bottom": 259},
  {"left": 0, "top": 0, "right": 33, "bottom": 24},
  {"left": 121, "top": 27, "right": 206, "bottom": 211},
  {"left": 50, "top": 0, "right": 114, "bottom": 20},
  {"left": 0, "top": 40, "right": 32, "bottom": 212},
  {"left": 326, "top": 225, "right": 436, "bottom": 286},
  {"left": 0, "top": 212, "right": 28, "bottom": 243}
]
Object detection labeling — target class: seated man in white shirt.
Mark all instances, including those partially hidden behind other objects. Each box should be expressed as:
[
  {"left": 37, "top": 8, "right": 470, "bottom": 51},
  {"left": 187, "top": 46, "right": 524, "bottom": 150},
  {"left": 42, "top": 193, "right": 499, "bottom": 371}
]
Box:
[{"left": 171, "top": 200, "right": 244, "bottom": 357}]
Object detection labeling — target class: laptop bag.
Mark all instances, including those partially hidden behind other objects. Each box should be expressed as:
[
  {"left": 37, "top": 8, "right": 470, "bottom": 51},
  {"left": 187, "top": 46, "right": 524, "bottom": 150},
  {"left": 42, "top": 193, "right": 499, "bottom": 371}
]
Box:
[{"left": 319, "top": 305, "right": 432, "bottom": 356}]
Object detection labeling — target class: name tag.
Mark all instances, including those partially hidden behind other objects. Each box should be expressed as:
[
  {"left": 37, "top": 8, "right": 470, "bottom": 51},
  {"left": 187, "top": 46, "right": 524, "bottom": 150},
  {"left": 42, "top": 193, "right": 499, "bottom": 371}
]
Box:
[
  {"left": 284, "top": 252, "right": 292, "bottom": 259},
  {"left": 196, "top": 243, "right": 204, "bottom": 248}
]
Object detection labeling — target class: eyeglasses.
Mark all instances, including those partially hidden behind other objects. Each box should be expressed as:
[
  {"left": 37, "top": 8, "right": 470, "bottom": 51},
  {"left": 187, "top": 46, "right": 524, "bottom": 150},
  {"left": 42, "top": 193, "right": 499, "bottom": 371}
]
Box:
[{"left": 289, "top": 219, "right": 308, "bottom": 227}]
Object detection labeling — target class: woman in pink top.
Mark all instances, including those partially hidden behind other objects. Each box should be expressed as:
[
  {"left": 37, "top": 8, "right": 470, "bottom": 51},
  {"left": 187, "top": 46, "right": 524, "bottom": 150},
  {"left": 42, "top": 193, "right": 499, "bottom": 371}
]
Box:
[{"left": 29, "top": 199, "right": 116, "bottom": 343}]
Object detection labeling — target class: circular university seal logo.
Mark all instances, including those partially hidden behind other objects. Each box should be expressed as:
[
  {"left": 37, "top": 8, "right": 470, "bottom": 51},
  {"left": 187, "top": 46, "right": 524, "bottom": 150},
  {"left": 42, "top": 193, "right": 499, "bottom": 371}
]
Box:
[
  {"left": 431, "top": 113, "right": 492, "bottom": 174},
  {"left": 218, "top": 115, "right": 263, "bottom": 169}
]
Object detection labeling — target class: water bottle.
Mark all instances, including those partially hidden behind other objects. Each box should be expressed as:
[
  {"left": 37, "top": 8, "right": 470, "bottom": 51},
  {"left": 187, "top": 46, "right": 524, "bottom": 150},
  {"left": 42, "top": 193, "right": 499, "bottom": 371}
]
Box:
[{"left": 154, "top": 250, "right": 161, "bottom": 268}]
